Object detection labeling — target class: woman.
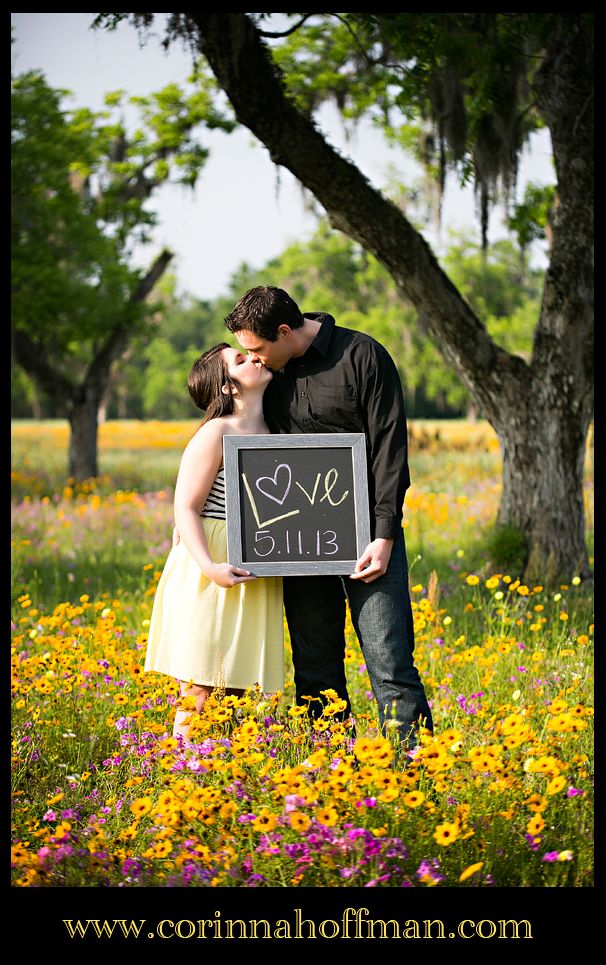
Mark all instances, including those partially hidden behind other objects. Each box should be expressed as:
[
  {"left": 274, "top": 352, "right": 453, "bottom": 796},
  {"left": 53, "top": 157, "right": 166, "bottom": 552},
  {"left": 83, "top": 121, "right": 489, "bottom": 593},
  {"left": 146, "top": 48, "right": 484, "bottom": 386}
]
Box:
[{"left": 144, "top": 343, "right": 283, "bottom": 738}]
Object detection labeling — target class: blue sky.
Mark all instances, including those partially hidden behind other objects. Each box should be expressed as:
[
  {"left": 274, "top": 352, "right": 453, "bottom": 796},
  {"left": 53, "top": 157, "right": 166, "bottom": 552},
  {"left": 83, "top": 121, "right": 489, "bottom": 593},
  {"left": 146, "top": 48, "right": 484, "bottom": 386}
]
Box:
[{"left": 11, "top": 12, "right": 555, "bottom": 302}]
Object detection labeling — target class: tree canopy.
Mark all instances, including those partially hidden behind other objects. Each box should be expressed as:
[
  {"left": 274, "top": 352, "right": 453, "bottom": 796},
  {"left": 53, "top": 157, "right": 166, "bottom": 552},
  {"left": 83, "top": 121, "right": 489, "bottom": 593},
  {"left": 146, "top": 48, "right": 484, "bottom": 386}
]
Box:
[
  {"left": 262, "top": 12, "right": 553, "bottom": 247},
  {"left": 11, "top": 66, "right": 234, "bottom": 476}
]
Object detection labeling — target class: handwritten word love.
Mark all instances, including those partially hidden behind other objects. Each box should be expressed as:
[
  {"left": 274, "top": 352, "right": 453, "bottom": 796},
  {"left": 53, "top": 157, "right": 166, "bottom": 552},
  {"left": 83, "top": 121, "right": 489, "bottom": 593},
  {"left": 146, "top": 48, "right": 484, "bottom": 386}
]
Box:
[{"left": 242, "top": 465, "right": 350, "bottom": 529}]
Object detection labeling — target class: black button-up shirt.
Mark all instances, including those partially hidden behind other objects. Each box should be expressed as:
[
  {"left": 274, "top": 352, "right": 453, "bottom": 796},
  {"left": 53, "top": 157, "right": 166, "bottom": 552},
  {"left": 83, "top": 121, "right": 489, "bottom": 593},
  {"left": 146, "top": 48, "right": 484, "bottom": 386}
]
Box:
[{"left": 263, "top": 312, "right": 411, "bottom": 541}]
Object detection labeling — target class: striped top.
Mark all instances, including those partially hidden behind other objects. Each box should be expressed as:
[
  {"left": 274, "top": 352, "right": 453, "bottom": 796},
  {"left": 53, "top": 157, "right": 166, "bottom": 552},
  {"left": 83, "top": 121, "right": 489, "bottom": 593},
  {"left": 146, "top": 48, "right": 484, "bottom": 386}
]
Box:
[{"left": 201, "top": 466, "right": 226, "bottom": 519}]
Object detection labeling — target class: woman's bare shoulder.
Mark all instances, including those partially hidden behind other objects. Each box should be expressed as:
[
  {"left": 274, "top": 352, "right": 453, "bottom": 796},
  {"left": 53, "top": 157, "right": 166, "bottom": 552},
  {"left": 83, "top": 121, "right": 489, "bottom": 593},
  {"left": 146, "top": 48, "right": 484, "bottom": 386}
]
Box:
[{"left": 183, "top": 418, "right": 226, "bottom": 458}]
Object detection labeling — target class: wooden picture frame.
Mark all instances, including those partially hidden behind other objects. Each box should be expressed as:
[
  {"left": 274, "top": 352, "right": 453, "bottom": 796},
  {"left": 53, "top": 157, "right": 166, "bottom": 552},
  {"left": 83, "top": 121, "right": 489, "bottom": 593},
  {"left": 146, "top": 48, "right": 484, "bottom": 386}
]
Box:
[{"left": 223, "top": 433, "right": 370, "bottom": 575}]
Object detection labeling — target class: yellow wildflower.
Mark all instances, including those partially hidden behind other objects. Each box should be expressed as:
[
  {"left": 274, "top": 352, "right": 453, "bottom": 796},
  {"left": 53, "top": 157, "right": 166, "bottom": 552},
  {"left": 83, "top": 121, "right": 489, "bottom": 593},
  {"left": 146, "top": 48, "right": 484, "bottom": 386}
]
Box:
[
  {"left": 130, "top": 796, "right": 153, "bottom": 817},
  {"left": 433, "top": 821, "right": 459, "bottom": 846}
]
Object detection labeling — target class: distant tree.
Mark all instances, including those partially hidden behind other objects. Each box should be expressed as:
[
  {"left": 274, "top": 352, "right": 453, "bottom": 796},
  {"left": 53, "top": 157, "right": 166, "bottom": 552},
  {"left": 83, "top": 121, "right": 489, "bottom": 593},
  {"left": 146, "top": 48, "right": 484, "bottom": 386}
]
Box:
[
  {"left": 140, "top": 338, "right": 197, "bottom": 419},
  {"left": 100, "top": 273, "right": 229, "bottom": 419},
  {"left": 11, "top": 366, "right": 42, "bottom": 419},
  {"left": 11, "top": 70, "right": 233, "bottom": 479},
  {"left": 507, "top": 182, "right": 557, "bottom": 266},
  {"left": 95, "top": 12, "right": 593, "bottom": 581}
]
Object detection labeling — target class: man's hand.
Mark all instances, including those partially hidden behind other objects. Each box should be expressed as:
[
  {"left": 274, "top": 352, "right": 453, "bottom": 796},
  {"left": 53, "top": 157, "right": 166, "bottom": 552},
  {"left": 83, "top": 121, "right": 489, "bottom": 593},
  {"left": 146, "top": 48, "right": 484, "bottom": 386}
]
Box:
[{"left": 349, "top": 538, "right": 394, "bottom": 583}]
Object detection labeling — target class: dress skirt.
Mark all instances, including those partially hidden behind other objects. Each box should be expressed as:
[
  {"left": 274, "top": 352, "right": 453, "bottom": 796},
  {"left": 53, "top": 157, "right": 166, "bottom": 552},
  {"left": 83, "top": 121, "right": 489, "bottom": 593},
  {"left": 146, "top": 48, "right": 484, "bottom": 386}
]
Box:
[{"left": 144, "top": 517, "right": 284, "bottom": 693}]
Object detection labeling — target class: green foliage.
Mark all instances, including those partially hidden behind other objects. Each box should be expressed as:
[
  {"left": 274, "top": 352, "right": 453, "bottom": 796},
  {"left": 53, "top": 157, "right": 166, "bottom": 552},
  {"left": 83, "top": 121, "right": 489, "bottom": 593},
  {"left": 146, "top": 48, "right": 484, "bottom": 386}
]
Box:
[
  {"left": 507, "top": 182, "right": 556, "bottom": 252},
  {"left": 263, "top": 12, "right": 559, "bottom": 235},
  {"left": 11, "top": 72, "right": 134, "bottom": 351},
  {"left": 442, "top": 232, "right": 543, "bottom": 361},
  {"left": 140, "top": 338, "right": 197, "bottom": 419},
  {"left": 107, "top": 275, "right": 230, "bottom": 420},
  {"left": 9, "top": 56, "right": 545, "bottom": 423},
  {"left": 11, "top": 68, "right": 233, "bottom": 386},
  {"left": 11, "top": 366, "right": 39, "bottom": 418},
  {"left": 212, "top": 221, "right": 541, "bottom": 418},
  {"left": 12, "top": 201, "right": 543, "bottom": 421}
]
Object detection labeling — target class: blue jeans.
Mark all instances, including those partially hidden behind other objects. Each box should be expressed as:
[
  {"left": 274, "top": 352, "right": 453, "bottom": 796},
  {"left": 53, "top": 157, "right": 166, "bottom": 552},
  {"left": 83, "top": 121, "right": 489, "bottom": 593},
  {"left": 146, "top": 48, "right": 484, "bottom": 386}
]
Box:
[{"left": 283, "top": 530, "right": 433, "bottom": 743}]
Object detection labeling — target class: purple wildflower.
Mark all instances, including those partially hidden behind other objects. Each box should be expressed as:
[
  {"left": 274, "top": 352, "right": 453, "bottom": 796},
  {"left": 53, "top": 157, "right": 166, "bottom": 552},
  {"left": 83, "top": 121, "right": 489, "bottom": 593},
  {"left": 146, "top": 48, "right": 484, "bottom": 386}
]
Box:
[
  {"left": 246, "top": 873, "right": 266, "bottom": 886},
  {"left": 364, "top": 839, "right": 383, "bottom": 858},
  {"left": 122, "top": 857, "right": 143, "bottom": 878},
  {"left": 416, "top": 859, "right": 445, "bottom": 885},
  {"left": 365, "top": 874, "right": 391, "bottom": 886},
  {"left": 284, "top": 843, "right": 306, "bottom": 858},
  {"left": 54, "top": 843, "right": 74, "bottom": 860},
  {"left": 567, "top": 787, "right": 585, "bottom": 797}
]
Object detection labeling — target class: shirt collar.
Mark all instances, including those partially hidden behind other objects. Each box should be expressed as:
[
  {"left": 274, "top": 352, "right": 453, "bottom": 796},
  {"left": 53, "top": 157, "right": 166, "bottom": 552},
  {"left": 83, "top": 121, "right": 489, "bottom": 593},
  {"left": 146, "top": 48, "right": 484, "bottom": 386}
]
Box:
[{"left": 303, "top": 312, "right": 335, "bottom": 357}]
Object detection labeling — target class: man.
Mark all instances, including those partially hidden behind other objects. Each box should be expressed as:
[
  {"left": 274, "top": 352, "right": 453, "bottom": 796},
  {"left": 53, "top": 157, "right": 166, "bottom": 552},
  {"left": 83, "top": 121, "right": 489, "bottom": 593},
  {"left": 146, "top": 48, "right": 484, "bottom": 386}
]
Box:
[{"left": 224, "top": 286, "right": 433, "bottom": 748}]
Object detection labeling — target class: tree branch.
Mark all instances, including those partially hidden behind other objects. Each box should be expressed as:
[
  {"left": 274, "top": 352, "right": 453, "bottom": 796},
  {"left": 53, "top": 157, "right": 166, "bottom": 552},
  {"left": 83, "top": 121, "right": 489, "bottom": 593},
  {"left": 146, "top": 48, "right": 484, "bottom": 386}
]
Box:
[
  {"left": 12, "top": 329, "right": 75, "bottom": 407},
  {"left": 131, "top": 247, "right": 173, "bottom": 303},
  {"left": 257, "top": 13, "right": 318, "bottom": 39},
  {"left": 84, "top": 247, "right": 173, "bottom": 391},
  {"left": 185, "top": 12, "right": 527, "bottom": 415}
]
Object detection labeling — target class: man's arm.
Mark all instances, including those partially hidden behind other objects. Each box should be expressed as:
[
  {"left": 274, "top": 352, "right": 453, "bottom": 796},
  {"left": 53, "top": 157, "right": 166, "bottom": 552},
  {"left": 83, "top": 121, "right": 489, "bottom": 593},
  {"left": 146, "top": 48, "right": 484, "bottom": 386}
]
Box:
[{"left": 349, "top": 340, "right": 410, "bottom": 582}]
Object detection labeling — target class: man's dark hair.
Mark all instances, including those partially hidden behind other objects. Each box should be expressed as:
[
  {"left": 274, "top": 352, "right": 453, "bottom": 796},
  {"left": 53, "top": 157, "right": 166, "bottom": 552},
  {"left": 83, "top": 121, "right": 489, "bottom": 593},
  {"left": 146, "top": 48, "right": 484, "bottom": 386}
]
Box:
[{"left": 224, "top": 286, "right": 304, "bottom": 341}]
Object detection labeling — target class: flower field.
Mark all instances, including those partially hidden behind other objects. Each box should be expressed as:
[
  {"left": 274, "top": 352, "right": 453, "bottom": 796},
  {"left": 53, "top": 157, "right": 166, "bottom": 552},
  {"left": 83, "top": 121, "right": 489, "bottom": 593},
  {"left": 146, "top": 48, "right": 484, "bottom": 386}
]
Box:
[{"left": 11, "top": 420, "right": 594, "bottom": 891}]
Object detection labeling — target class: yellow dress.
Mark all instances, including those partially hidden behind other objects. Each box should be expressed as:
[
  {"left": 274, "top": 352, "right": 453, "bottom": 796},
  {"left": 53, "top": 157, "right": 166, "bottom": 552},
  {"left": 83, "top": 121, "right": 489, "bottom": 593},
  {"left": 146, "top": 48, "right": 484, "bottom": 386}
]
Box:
[{"left": 144, "top": 501, "right": 284, "bottom": 693}]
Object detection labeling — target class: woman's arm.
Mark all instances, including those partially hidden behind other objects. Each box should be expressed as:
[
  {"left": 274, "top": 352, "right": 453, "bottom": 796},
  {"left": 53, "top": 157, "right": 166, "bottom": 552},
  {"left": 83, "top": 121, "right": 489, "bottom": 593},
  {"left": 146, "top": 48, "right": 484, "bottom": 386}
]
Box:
[{"left": 173, "top": 423, "right": 255, "bottom": 587}]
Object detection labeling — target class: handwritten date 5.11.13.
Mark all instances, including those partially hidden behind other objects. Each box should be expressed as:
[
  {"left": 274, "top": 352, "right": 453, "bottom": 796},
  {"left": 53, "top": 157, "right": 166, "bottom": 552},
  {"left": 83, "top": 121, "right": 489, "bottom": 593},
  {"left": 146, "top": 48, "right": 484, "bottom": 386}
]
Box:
[{"left": 253, "top": 527, "right": 339, "bottom": 558}]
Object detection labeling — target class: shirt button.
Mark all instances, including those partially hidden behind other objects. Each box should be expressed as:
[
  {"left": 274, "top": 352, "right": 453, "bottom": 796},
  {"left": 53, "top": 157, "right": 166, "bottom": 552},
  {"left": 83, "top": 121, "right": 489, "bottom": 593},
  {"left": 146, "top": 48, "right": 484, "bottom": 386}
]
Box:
[{"left": 301, "top": 392, "right": 306, "bottom": 397}]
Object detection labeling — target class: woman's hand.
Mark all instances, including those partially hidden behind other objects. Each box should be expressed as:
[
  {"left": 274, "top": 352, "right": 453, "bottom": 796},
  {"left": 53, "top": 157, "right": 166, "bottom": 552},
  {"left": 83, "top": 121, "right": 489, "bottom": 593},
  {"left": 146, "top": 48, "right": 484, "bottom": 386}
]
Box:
[{"left": 207, "top": 562, "right": 256, "bottom": 587}]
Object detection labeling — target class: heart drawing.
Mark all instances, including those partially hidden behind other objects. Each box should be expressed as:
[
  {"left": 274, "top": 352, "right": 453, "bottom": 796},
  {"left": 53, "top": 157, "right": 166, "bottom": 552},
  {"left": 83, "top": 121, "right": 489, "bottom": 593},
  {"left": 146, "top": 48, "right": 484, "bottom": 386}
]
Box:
[{"left": 255, "top": 464, "right": 292, "bottom": 505}]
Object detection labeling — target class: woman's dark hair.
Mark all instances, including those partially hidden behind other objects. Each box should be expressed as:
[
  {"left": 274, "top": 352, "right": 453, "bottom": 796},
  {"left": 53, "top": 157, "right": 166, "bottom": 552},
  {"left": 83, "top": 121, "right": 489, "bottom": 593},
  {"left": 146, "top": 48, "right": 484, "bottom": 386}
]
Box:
[
  {"left": 188, "top": 342, "right": 241, "bottom": 423},
  {"left": 224, "top": 286, "right": 304, "bottom": 341}
]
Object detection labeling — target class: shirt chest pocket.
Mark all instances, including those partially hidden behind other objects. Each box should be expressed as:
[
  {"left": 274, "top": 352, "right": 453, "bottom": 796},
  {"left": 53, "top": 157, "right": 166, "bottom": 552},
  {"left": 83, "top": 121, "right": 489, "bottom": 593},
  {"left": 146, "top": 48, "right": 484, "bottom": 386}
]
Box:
[{"left": 308, "top": 384, "right": 360, "bottom": 429}]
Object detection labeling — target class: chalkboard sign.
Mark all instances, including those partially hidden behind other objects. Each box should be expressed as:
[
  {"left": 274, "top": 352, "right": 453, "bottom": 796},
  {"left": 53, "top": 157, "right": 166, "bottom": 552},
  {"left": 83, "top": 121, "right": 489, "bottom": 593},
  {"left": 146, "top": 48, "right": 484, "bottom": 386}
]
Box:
[{"left": 224, "top": 433, "right": 370, "bottom": 575}]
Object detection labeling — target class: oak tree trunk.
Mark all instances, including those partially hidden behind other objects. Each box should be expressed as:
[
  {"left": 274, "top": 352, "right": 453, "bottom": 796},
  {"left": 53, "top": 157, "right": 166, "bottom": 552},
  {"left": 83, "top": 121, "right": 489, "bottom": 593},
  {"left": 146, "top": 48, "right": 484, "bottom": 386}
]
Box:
[
  {"left": 487, "top": 382, "right": 592, "bottom": 583},
  {"left": 13, "top": 250, "right": 172, "bottom": 483},
  {"left": 67, "top": 391, "right": 101, "bottom": 480}
]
